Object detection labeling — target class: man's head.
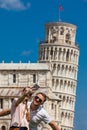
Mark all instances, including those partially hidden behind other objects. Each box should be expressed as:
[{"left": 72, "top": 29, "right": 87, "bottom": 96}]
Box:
[{"left": 33, "top": 92, "right": 47, "bottom": 106}]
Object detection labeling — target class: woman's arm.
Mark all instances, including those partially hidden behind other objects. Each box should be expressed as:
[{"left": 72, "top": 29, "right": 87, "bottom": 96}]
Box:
[
  {"left": 15, "top": 88, "right": 33, "bottom": 107},
  {"left": 0, "top": 108, "right": 11, "bottom": 116}
]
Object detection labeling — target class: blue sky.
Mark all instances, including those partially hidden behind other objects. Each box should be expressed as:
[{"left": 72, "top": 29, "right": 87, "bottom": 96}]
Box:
[{"left": 0, "top": 0, "right": 87, "bottom": 130}]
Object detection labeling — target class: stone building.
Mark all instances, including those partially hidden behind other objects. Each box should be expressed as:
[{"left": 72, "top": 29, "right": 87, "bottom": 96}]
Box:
[{"left": 0, "top": 21, "right": 79, "bottom": 130}]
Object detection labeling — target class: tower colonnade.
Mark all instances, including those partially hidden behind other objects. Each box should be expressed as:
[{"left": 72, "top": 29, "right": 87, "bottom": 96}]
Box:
[{"left": 39, "top": 45, "right": 79, "bottom": 65}]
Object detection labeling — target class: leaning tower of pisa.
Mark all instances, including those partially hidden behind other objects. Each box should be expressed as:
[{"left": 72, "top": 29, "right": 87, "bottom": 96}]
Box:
[{"left": 38, "top": 22, "right": 80, "bottom": 130}]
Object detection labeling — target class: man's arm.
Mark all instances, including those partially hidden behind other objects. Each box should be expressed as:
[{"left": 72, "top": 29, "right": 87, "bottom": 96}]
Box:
[
  {"left": 0, "top": 109, "right": 11, "bottom": 117},
  {"left": 49, "top": 121, "right": 60, "bottom": 130}
]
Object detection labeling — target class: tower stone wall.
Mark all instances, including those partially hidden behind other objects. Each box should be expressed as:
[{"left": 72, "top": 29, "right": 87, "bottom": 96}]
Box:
[{"left": 38, "top": 22, "right": 80, "bottom": 130}]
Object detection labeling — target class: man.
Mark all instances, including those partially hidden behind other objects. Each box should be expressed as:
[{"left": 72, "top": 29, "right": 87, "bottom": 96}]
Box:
[{"left": 27, "top": 92, "right": 60, "bottom": 130}]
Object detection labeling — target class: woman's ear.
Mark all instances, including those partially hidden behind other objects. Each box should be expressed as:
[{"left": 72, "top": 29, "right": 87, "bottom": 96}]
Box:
[{"left": 23, "top": 88, "right": 26, "bottom": 92}]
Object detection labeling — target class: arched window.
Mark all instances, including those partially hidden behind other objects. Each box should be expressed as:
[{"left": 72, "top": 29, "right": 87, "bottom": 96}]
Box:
[
  {"left": 66, "top": 33, "right": 70, "bottom": 40},
  {"left": 33, "top": 74, "right": 36, "bottom": 83},
  {"left": 60, "top": 27, "right": 64, "bottom": 35},
  {"left": 66, "top": 50, "right": 69, "bottom": 61},
  {"left": 0, "top": 99, "right": 3, "bottom": 108},
  {"left": 51, "top": 103, "right": 54, "bottom": 110},
  {"left": 11, "top": 98, "right": 14, "bottom": 103},
  {"left": 50, "top": 47, "right": 53, "bottom": 55},
  {"left": 1, "top": 126, "right": 6, "bottom": 130},
  {"left": 13, "top": 74, "right": 16, "bottom": 83}
]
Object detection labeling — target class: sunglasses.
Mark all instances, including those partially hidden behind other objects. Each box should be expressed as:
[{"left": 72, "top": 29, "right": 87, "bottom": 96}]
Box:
[{"left": 34, "top": 96, "right": 43, "bottom": 103}]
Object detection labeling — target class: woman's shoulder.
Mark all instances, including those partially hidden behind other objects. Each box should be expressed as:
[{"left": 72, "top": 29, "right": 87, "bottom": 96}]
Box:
[{"left": 27, "top": 101, "right": 31, "bottom": 108}]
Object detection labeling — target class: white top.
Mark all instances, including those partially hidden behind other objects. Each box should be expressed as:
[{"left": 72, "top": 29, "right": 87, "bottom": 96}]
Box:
[
  {"left": 27, "top": 102, "right": 52, "bottom": 130},
  {"left": 10, "top": 98, "right": 29, "bottom": 128}
]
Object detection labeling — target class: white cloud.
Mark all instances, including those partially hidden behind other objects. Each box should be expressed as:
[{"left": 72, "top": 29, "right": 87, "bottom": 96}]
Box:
[
  {"left": 0, "top": 0, "right": 31, "bottom": 11},
  {"left": 21, "top": 50, "right": 32, "bottom": 56}
]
